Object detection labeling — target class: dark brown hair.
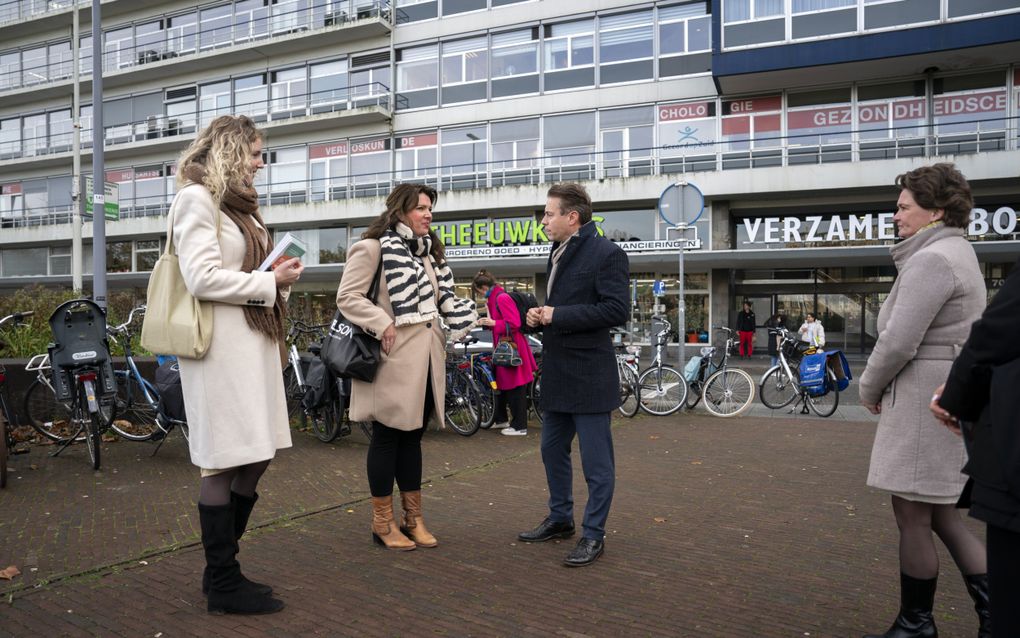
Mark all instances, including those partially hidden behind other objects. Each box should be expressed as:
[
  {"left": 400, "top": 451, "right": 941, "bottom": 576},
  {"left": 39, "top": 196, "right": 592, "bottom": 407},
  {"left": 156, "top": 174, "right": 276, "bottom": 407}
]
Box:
[
  {"left": 363, "top": 183, "right": 444, "bottom": 263},
  {"left": 895, "top": 163, "right": 973, "bottom": 228},
  {"left": 472, "top": 269, "right": 497, "bottom": 291},
  {"left": 547, "top": 183, "right": 592, "bottom": 225}
]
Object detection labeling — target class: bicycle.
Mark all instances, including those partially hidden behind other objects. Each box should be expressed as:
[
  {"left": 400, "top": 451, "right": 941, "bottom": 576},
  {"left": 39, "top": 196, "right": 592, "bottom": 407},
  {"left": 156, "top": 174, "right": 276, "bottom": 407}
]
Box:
[
  {"left": 684, "top": 327, "right": 756, "bottom": 418},
  {"left": 0, "top": 310, "right": 34, "bottom": 488},
  {"left": 282, "top": 319, "right": 328, "bottom": 426},
  {"left": 758, "top": 327, "right": 840, "bottom": 418},
  {"left": 444, "top": 355, "right": 482, "bottom": 436},
  {"left": 450, "top": 336, "right": 498, "bottom": 429},
  {"left": 46, "top": 299, "right": 118, "bottom": 470},
  {"left": 105, "top": 305, "right": 164, "bottom": 441},
  {"left": 527, "top": 359, "right": 543, "bottom": 425},
  {"left": 615, "top": 344, "right": 641, "bottom": 418},
  {"left": 636, "top": 316, "right": 689, "bottom": 416}
]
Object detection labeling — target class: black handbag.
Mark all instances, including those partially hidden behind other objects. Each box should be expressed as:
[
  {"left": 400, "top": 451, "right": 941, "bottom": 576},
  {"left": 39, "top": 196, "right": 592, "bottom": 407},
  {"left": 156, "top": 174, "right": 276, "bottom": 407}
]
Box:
[{"left": 321, "top": 257, "right": 383, "bottom": 382}]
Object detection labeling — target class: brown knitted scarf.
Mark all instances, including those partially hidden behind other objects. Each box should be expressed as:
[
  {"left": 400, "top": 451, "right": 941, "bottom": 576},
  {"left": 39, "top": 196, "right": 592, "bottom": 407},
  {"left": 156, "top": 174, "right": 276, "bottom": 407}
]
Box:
[{"left": 182, "top": 164, "right": 285, "bottom": 343}]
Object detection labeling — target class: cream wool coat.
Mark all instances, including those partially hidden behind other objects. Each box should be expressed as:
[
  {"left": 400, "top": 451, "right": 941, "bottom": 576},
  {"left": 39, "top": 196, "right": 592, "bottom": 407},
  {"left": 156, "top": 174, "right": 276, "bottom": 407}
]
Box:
[
  {"left": 860, "top": 225, "right": 985, "bottom": 498},
  {"left": 171, "top": 183, "right": 292, "bottom": 469},
  {"left": 336, "top": 238, "right": 448, "bottom": 431}
]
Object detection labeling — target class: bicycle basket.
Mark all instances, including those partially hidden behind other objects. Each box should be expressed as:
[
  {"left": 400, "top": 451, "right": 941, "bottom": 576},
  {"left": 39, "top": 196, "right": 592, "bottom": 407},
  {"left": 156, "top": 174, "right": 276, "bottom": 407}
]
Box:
[
  {"left": 782, "top": 339, "right": 815, "bottom": 362},
  {"left": 47, "top": 299, "right": 116, "bottom": 401}
]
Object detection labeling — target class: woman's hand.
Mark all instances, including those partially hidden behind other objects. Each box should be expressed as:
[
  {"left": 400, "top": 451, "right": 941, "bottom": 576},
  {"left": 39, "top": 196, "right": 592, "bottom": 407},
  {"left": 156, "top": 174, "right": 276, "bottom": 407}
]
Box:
[
  {"left": 273, "top": 257, "right": 304, "bottom": 287},
  {"left": 477, "top": 317, "right": 495, "bottom": 328},
  {"left": 381, "top": 323, "right": 396, "bottom": 354},
  {"left": 863, "top": 402, "right": 882, "bottom": 415},
  {"left": 928, "top": 383, "right": 962, "bottom": 436}
]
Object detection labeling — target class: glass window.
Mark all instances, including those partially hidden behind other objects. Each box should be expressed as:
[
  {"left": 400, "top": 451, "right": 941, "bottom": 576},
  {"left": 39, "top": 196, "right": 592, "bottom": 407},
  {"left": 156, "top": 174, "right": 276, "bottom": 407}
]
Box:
[
  {"left": 793, "top": 0, "right": 854, "bottom": 13},
  {"left": 167, "top": 12, "right": 198, "bottom": 55},
  {"left": 544, "top": 19, "right": 594, "bottom": 71},
  {"left": 2, "top": 247, "right": 47, "bottom": 277},
  {"left": 441, "top": 36, "right": 487, "bottom": 86},
  {"left": 234, "top": 0, "right": 269, "bottom": 42},
  {"left": 134, "top": 239, "right": 160, "bottom": 271},
  {"left": 934, "top": 74, "right": 1008, "bottom": 135},
  {"left": 395, "top": 0, "right": 438, "bottom": 23},
  {"left": 395, "top": 131, "right": 437, "bottom": 181},
  {"left": 724, "top": 0, "right": 782, "bottom": 22},
  {"left": 787, "top": 88, "right": 852, "bottom": 147},
  {"left": 22, "top": 46, "right": 47, "bottom": 85},
  {"left": 599, "top": 11, "right": 653, "bottom": 65},
  {"left": 441, "top": 125, "right": 486, "bottom": 175},
  {"left": 78, "top": 35, "right": 92, "bottom": 76},
  {"left": 22, "top": 113, "right": 46, "bottom": 157},
  {"left": 397, "top": 44, "right": 439, "bottom": 92},
  {"left": 22, "top": 178, "right": 47, "bottom": 214},
  {"left": 271, "top": 0, "right": 313, "bottom": 34},
  {"left": 0, "top": 51, "right": 20, "bottom": 90},
  {"left": 103, "top": 26, "right": 133, "bottom": 71},
  {"left": 49, "top": 245, "right": 71, "bottom": 276},
  {"left": 0, "top": 117, "right": 20, "bottom": 158},
  {"left": 491, "top": 29, "right": 538, "bottom": 78},
  {"left": 545, "top": 111, "right": 595, "bottom": 158},
  {"left": 166, "top": 86, "right": 197, "bottom": 134},
  {"left": 310, "top": 60, "right": 348, "bottom": 111},
  {"left": 269, "top": 146, "right": 308, "bottom": 196},
  {"left": 107, "top": 241, "right": 132, "bottom": 273},
  {"left": 857, "top": 81, "right": 926, "bottom": 142},
  {"left": 134, "top": 166, "right": 164, "bottom": 208},
  {"left": 658, "top": 100, "right": 717, "bottom": 157},
  {"left": 600, "top": 106, "right": 654, "bottom": 176},
  {"left": 351, "top": 64, "right": 390, "bottom": 101},
  {"left": 309, "top": 140, "right": 348, "bottom": 201},
  {"left": 199, "top": 81, "right": 231, "bottom": 128},
  {"left": 201, "top": 4, "right": 233, "bottom": 49},
  {"left": 135, "top": 20, "right": 165, "bottom": 59},
  {"left": 48, "top": 41, "right": 71, "bottom": 80},
  {"left": 721, "top": 95, "right": 782, "bottom": 150},
  {"left": 106, "top": 168, "right": 134, "bottom": 211},
  {"left": 350, "top": 137, "right": 391, "bottom": 194},
  {"left": 596, "top": 210, "right": 656, "bottom": 242},
  {"left": 235, "top": 73, "right": 268, "bottom": 120},
  {"left": 491, "top": 118, "right": 539, "bottom": 168},
  {"left": 660, "top": 4, "right": 711, "bottom": 55},
  {"left": 48, "top": 109, "right": 72, "bottom": 150},
  {"left": 271, "top": 67, "right": 308, "bottom": 114},
  {"left": 1, "top": 182, "right": 24, "bottom": 225},
  {"left": 285, "top": 227, "right": 349, "bottom": 265}
]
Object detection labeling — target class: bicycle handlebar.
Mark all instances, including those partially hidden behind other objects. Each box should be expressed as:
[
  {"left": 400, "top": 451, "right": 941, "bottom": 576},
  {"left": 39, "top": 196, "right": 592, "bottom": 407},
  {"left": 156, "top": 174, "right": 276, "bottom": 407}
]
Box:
[
  {"left": 109, "top": 304, "right": 146, "bottom": 335},
  {"left": 0, "top": 310, "right": 34, "bottom": 329}
]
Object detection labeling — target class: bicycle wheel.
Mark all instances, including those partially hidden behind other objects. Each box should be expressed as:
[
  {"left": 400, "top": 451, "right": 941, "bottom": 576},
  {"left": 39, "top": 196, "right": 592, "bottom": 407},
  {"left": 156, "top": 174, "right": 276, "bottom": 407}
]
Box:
[
  {"left": 445, "top": 369, "right": 481, "bottom": 436},
  {"left": 618, "top": 364, "right": 640, "bottom": 418},
  {"left": 309, "top": 398, "right": 341, "bottom": 443},
  {"left": 684, "top": 380, "right": 702, "bottom": 409},
  {"left": 476, "top": 383, "right": 497, "bottom": 429},
  {"left": 637, "top": 366, "right": 688, "bottom": 416},
  {"left": 759, "top": 367, "right": 799, "bottom": 410},
  {"left": 109, "top": 375, "right": 161, "bottom": 441},
  {"left": 22, "top": 378, "right": 80, "bottom": 443},
  {"left": 528, "top": 373, "right": 543, "bottom": 425},
  {"left": 702, "top": 368, "right": 756, "bottom": 418},
  {"left": 806, "top": 370, "right": 840, "bottom": 418},
  {"left": 282, "top": 364, "right": 304, "bottom": 421},
  {"left": 1, "top": 417, "right": 8, "bottom": 489}
]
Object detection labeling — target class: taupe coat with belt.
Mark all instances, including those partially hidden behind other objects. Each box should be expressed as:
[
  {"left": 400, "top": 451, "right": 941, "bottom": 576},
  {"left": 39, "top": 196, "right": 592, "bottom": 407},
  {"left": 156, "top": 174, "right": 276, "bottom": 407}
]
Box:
[
  {"left": 336, "top": 238, "right": 446, "bottom": 431},
  {"left": 860, "top": 224, "right": 985, "bottom": 498}
]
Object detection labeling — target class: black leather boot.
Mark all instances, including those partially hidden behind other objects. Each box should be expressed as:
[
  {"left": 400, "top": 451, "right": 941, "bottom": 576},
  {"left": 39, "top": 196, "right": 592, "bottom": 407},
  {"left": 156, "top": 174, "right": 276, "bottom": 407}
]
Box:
[
  {"left": 201, "top": 493, "right": 271, "bottom": 596},
  {"left": 199, "top": 502, "right": 283, "bottom": 615},
  {"left": 863, "top": 573, "right": 938, "bottom": 638},
  {"left": 963, "top": 574, "right": 991, "bottom": 638}
]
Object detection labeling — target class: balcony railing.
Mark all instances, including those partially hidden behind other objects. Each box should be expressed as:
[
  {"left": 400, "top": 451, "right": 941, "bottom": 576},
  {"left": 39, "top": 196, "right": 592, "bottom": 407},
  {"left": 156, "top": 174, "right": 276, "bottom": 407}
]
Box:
[
  {"left": 2, "top": 116, "right": 1017, "bottom": 229},
  {"left": 0, "top": 0, "right": 390, "bottom": 93},
  {"left": 0, "top": 0, "right": 79, "bottom": 26}
]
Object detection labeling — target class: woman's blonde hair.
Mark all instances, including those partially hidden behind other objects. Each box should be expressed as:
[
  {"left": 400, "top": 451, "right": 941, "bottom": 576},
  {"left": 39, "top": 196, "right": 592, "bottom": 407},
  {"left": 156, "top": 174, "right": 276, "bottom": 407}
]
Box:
[{"left": 176, "top": 115, "right": 263, "bottom": 205}]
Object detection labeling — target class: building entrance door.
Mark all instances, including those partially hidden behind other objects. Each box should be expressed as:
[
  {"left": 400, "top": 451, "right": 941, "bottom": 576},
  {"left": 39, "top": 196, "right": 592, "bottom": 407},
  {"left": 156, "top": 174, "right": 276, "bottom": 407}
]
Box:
[{"left": 736, "top": 295, "right": 772, "bottom": 355}]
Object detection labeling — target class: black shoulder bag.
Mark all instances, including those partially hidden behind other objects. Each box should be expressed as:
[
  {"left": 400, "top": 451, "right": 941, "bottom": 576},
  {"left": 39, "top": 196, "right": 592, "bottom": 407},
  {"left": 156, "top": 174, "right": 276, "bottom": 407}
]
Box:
[{"left": 321, "top": 256, "right": 384, "bottom": 382}]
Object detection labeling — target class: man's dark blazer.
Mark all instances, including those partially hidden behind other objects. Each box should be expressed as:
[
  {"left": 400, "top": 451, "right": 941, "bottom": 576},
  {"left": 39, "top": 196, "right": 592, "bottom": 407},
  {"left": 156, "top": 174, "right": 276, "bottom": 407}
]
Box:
[
  {"left": 940, "top": 256, "right": 1020, "bottom": 531},
  {"left": 538, "top": 221, "right": 630, "bottom": 414}
]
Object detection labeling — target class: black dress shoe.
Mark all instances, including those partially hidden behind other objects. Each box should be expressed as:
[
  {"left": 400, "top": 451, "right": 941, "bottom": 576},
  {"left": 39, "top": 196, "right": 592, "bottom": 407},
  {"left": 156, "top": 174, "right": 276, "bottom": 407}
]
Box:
[
  {"left": 564, "top": 538, "right": 604, "bottom": 567},
  {"left": 518, "top": 517, "right": 575, "bottom": 543}
]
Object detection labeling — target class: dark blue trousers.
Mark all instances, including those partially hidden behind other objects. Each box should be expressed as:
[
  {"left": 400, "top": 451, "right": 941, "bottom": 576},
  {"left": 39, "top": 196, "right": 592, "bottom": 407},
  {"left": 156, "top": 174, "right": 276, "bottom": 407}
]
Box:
[{"left": 540, "top": 410, "right": 615, "bottom": 541}]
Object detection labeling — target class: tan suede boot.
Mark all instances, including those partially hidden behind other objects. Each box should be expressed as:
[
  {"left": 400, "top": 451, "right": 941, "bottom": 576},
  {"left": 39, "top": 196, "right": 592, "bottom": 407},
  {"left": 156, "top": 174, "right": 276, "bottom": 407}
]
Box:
[
  {"left": 400, "top": 490, "right": 438, "bottom": 548},
  {"left": 371, "top": 495, "right": 416, "bottom": 551}
]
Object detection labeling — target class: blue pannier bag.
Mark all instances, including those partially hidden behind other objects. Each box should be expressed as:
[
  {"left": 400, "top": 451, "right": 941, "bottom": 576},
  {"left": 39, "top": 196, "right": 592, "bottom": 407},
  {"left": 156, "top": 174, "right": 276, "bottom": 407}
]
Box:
[
  {"left": 683, "top": 355, "right": 703, "bottom": 382},
  {"left": 798, "top": 352, "right": 829, "bottom": 397},
  {"left": 825, "top": 350, "right": 852, "bottom": 392}
]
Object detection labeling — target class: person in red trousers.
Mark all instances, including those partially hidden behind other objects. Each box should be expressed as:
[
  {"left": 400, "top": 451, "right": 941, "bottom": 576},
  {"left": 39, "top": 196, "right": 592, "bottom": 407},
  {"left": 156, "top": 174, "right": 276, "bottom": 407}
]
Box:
[{"left": 736, "top": 302, "right": 756, "bottom": 358}]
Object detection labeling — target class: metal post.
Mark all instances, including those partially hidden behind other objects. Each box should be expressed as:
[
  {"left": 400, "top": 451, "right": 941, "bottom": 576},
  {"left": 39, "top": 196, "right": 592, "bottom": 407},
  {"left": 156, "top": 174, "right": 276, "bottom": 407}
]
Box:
[
  {"left": 91, "top": 0, "right": 106, "bottom": 309},
  {"left": 71, "top": 3, "right": 82, "bottom": 293},
  {"left": 676, "top": 225, "right": 685, "bottom": 372}
]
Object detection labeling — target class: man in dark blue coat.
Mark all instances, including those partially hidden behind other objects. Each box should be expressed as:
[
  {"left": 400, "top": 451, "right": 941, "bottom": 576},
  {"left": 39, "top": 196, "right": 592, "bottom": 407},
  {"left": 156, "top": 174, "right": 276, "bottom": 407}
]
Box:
[{"left": 519, "top": 183, "right": 630, "bottom": 567}]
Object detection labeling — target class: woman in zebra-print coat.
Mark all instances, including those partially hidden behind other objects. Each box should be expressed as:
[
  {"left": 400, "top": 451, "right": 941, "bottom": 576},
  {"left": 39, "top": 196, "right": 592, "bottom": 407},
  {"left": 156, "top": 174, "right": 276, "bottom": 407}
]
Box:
[{"left": 337, "top": 183, "right": 476, "bottom": 551}]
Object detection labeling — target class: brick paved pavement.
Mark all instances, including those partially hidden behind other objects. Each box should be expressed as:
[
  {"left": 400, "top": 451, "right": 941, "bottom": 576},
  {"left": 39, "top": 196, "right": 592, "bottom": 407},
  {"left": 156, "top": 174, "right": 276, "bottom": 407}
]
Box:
[{"left": 0, "top": 411, "right": 983, "bottom": 637}]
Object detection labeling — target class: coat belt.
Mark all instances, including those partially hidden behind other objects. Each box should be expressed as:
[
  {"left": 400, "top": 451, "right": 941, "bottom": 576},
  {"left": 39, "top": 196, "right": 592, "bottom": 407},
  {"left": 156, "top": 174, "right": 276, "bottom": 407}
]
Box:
[{"left": 913, "top": 344, "right": 960, "bottom": 361}]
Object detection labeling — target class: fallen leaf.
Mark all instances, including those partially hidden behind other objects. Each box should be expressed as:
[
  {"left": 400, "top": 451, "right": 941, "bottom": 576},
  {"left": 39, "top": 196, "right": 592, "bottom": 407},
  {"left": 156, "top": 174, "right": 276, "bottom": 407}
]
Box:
[
  {"left": 649, "top": 435, "right": 660, "bottom": 440},
  {"left": 29, "top": 464, "right": 38, "bottom": 470},
  {"left": 0, "top": 565, "right": 21, "bottom": 580},
  {"left": 653, "top": 517, "right": 667, "bottom": 523},
  {"left": 691, "top": 460, "right": 702, "bottom": 465}
]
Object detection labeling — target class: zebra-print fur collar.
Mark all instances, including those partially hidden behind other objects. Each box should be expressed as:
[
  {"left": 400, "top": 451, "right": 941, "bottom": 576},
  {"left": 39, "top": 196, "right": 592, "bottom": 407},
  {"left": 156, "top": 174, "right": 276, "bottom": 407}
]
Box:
[{"left": 380, "top": 223, "right": 476, "bottom": 337}]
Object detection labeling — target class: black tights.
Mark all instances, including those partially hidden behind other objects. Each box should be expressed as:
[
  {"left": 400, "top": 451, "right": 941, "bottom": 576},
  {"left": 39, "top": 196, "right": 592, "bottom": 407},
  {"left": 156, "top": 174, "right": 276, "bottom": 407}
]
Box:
[
  {"left": 890, "top": 495, "right": 987, "bottom": 579},
  {"left": 198, "top": 460, "right": 271, "bottom": 506},
  {"left": 495, "top": 385, "right": 528, "bottom": 431},
  {"left": 367, "top": 374, "right": 433, "bottom": 497}
]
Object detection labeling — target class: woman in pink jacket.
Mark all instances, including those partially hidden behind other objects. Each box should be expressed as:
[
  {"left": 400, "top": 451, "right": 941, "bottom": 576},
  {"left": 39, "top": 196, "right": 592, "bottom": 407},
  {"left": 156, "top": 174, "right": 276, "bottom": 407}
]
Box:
[{"left": 473, "top": 270, "right": 538, "bottom": 436}]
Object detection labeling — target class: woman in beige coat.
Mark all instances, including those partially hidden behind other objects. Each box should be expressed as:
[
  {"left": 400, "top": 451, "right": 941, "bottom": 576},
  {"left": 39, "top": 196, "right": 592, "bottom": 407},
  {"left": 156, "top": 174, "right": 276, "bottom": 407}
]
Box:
[
  {"left": 859, "top": 163, "right": 989, "bottom": 638},
  {"left": 173, "top": 116, "right": 303, "bottom": 615},
  {"left": 337, "top": 183, "right": 476, "bottom": 551}
]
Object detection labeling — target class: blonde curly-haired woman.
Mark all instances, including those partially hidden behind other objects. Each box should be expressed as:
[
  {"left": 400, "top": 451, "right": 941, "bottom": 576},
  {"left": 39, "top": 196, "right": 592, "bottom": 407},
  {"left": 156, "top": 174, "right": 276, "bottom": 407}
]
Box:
[{"left": 171, "top": 115, "right": 303, "bottom": 614}]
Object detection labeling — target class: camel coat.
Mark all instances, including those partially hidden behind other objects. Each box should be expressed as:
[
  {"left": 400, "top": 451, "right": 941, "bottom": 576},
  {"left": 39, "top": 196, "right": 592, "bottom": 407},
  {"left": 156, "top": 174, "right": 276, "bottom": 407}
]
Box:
[
  {"left": 172, "top": 183, "right": 292, "bottom": 469},
  {"left": 860, "top": 225, "right": 985, "bottom": 498},
  {"left": 336, "top": 238, "right": 447, "bottom": 431}
]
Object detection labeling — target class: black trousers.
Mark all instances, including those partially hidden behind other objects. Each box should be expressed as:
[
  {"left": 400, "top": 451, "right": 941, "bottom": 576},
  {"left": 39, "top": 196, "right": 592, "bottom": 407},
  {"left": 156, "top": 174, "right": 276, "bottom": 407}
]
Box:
[
  {"left": 988, "top": 523, "right": 1020, "bottom": 637},
  {"left": 366, "top": 372, "right": 433, "bottom": 497},
  {"left": 495, "top": 384, "right": 528, "bottom": 431}
]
